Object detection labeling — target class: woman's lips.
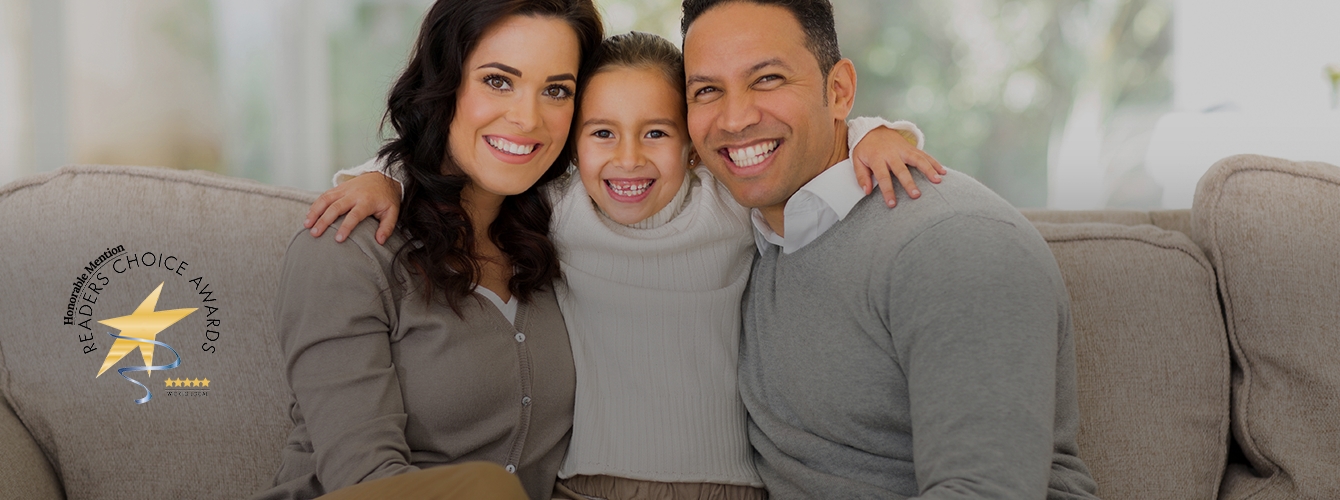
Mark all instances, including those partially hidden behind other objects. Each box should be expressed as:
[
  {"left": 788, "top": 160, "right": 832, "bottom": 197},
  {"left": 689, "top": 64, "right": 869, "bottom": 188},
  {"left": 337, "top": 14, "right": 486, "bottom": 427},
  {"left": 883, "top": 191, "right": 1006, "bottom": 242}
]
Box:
[{"left": 484, "top": 135, "right": 542, "bottom": 164}]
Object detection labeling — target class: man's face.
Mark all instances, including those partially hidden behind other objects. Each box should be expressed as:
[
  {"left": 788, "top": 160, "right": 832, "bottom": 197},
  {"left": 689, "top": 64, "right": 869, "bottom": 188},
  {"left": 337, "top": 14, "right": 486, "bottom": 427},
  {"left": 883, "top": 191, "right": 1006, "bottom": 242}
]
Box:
[{"left": 683, "top": 2, "right": 848, "bottom": 211}]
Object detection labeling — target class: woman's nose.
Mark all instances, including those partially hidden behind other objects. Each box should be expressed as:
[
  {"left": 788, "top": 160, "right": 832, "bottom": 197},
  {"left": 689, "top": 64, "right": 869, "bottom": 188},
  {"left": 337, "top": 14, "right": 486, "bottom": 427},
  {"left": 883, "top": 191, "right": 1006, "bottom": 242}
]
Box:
[{"left": 506, "top": 95, "right": 540, "bottom": 132}]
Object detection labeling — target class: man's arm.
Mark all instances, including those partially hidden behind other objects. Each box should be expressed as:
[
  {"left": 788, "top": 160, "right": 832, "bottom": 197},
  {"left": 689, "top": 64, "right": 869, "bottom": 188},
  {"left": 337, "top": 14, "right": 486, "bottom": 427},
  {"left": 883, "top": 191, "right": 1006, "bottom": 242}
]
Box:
[{"left": 883, "top": 214, "right": 1065, "bottom": 499}]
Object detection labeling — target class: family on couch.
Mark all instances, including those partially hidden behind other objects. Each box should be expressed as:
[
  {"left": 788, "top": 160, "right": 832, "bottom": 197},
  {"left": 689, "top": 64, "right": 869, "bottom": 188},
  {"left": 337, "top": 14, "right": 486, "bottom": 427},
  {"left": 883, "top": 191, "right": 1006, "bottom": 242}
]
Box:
[{"left": 258, "top": 0, "right": 1100, "bottom": 498}]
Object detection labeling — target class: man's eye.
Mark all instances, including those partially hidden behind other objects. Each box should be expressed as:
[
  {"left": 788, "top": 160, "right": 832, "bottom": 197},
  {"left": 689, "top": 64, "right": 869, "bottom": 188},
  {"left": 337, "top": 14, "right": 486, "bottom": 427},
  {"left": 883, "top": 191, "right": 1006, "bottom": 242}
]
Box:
[
  {"left": 484, "top": 75, "right": 511, "bottom": 91},
  {"left": 545, "top": 85, "right": 573, "bottom": 100},
  {"left": 756, "top": 75, "right": 783, "bottom": 86},
  {"left": 694, "top": 86, "right": 718, "bottom": 97}
]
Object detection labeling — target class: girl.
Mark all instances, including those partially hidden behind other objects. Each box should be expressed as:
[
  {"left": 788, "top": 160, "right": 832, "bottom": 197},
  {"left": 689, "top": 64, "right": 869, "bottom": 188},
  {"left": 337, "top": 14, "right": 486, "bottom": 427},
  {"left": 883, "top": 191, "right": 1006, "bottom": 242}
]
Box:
[{"left": 313, "top": 32, "right": 943, "bottom": 499}]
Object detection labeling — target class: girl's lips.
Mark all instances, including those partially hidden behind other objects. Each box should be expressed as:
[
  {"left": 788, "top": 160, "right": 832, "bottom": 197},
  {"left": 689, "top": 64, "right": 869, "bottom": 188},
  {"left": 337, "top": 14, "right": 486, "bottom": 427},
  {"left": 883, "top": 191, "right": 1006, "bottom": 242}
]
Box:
[
  {"left": 484, "top": 135, "right": 542, "bottom": 165},
  {"left": 605, "top": 179, "right": 655, "bottom": 204}
]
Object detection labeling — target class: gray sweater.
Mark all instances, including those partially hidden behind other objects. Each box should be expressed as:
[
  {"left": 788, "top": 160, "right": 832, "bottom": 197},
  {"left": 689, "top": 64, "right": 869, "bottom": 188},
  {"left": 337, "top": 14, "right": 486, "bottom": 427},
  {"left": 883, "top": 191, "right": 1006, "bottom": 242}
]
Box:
[
  {"left": 257, "top": 219, "right": 574, "bottom": 500},
  {"left": 738, "top": 170, "right": 1098, "bottom": 499}
]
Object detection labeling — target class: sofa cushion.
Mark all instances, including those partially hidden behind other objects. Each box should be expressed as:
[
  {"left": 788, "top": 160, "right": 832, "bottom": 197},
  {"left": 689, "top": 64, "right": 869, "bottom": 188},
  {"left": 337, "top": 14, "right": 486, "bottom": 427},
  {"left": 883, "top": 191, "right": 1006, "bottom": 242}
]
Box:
[
  {"left": 0, "top": 166, "right": 313, "bottom": 500},
  {"left": 1033, "top": 221, "right": 1230, "bottom": 500},
  {"left": 1192, "top": 154, "right": 1340, "bottom": 500}
]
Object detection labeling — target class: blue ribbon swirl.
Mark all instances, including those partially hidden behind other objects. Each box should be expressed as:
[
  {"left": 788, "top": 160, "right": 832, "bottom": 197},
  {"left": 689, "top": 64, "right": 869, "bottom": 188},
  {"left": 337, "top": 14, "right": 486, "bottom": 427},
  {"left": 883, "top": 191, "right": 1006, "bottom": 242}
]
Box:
[{"left": 107, "top": 331, "right": 182, "bottom": 404}]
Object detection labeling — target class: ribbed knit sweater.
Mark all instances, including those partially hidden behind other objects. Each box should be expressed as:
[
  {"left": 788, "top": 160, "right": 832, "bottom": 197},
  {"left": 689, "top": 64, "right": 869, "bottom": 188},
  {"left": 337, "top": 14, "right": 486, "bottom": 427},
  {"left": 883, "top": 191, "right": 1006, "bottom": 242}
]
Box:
[{"left": 549, "top": 167, "right": 760, "bottom": 484}]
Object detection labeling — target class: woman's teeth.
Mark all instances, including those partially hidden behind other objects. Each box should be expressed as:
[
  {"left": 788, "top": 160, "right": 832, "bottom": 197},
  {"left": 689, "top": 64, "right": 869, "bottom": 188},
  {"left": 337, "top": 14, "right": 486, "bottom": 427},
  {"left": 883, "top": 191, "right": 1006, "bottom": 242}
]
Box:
[
  {"left": 487, "top": 137, "right": 537, "bottom": 156},
  {"left": 727, "top": 140, "right": 779, "bottom": 167},
  {"left": 607, "top": 179, "right": 653, "bottom": 197}
]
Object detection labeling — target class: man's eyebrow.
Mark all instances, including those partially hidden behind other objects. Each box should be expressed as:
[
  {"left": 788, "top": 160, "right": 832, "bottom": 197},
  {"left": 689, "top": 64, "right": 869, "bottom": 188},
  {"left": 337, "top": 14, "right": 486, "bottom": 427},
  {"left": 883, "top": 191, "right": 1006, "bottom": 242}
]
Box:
[
  {"left": 746, "top": 58, "right": 789, "bottom": 76},
  {"left": 477, "top": 62, "right": 522, "bottom": 76},
  {"left": 685, "top": 58, "right": 792, "bottom": 88},
  {"left": 546, "top": 73, "right": 576, "bottom": 83}
]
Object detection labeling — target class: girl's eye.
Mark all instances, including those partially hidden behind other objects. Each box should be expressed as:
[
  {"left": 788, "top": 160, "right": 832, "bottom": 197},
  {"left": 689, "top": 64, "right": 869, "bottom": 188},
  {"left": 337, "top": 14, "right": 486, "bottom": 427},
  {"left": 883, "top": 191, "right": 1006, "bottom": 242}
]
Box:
[
  {"left": 593, "top": 130, "right": 613, "bottom": 139},
  {"left": 484, "top": 75, "right": 511, "bottom": 91},
  {"left": 544, "top": 85, "right": 574, "bottom": 100},
  {"left": 646, "top": 130, "right": 668, "bottom": 139}
]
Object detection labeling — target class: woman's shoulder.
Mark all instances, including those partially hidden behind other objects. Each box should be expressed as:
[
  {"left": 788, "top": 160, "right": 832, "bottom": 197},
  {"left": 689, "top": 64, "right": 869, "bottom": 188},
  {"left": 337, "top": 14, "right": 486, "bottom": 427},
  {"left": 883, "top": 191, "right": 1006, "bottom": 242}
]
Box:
[{"left": 281, "top": 216, "right": 407, "bottom": 285}]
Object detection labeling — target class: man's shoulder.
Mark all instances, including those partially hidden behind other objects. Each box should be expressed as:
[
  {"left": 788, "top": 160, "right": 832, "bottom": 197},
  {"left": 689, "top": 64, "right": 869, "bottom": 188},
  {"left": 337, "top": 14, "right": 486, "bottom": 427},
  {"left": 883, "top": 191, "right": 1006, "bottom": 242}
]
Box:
[{"left": 847, "top": 169, "right": 1031, "bottom": 237}]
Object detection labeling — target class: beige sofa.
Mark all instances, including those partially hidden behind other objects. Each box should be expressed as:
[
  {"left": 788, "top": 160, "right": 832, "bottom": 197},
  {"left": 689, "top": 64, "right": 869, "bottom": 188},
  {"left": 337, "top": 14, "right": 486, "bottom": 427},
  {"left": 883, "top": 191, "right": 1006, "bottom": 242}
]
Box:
[{"left": 1, "top": 154, "right": 1336, "bottom": 500}]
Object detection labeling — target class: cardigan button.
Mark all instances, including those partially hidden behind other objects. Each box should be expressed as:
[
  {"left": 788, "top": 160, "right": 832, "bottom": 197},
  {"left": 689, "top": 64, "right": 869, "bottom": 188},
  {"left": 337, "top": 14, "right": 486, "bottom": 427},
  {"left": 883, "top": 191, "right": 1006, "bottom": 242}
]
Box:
[
  {"left": 522, "top": 396, "right": 531, "bottom": 406},
  {"left": 505, "top": 464, "right": 516, "bottom": 473},
  {"left": 514, "top": 332, "right": 526, "bottom": 343}
]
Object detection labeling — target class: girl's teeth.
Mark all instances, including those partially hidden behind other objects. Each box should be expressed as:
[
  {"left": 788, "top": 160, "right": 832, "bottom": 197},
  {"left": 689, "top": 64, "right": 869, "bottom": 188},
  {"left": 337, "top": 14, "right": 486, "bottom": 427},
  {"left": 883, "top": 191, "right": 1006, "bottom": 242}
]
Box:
[{"left": 608, "top": 180, "right": 652, "bottom": 197}]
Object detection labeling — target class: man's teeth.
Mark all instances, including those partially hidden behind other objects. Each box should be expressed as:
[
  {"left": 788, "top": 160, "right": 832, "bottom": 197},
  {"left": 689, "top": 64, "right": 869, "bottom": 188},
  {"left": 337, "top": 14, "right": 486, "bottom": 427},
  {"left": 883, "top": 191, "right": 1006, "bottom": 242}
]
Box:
[
  {"left": 727, "top": 141, "right": 779, "bottom": 167},
  {"left": 487, "top": 137, "right": 537, "bottom": 156},
  {"left": 607, "top": 179, "right": 653, "bottom": 197}
]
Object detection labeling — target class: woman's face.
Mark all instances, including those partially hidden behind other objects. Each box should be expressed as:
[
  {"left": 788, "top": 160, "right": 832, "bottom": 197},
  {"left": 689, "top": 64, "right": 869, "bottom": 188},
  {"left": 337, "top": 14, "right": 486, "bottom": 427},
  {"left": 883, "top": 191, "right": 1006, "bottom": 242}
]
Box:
[
  {"left": 575, "top": 67, "right": 693, "bottom": 226},
  {"left": 449, "top": 15, "right": 581, "bottom": 202}
]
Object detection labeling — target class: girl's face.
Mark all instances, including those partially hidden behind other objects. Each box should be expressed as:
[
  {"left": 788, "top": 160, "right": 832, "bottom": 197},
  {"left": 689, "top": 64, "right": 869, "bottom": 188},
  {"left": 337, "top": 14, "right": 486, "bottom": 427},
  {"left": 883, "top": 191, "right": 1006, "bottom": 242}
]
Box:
[
  {"left": 575, "top": 67, "right": 693, "bottom": 226},
  {"left": 449, "top": 15, "right": 581, "bottom": 204}
]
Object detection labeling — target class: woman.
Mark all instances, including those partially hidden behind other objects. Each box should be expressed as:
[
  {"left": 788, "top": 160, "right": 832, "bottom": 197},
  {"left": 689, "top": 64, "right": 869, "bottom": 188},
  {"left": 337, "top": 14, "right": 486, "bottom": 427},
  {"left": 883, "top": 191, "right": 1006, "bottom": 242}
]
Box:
[{"left": 256, "top": 1, "right": 602, "bottom": 499}]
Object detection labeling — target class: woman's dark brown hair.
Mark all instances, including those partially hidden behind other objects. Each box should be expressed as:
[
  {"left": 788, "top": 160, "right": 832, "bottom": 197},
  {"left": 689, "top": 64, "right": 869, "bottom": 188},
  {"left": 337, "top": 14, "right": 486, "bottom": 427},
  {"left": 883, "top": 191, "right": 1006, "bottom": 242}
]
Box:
[{"left": 379, "top": 0, "right": 603, "bottom": 315}]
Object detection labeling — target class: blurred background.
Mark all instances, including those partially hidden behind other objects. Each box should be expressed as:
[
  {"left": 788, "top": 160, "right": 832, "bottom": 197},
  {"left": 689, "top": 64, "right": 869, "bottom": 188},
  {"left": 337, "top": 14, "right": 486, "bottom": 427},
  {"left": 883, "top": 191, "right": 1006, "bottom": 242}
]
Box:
[{"left": 1, "top": 0, "right": 1337, "bottom": 208}]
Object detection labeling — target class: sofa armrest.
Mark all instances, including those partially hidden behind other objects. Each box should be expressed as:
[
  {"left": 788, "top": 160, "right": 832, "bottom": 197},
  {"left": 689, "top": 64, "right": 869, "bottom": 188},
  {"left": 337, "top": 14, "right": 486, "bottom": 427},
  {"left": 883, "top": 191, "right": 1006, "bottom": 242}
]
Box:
[{"left": 0, "top": 397, "right": 63, "bottom": 500}]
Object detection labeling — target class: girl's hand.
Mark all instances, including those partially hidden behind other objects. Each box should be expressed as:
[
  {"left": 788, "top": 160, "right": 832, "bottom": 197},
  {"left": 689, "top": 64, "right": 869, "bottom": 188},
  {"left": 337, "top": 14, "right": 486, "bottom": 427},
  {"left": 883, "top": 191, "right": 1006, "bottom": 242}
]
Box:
[
  {"left": 304, "top": 171, "right": 401, "bottom": 244},
  {"left": 852, "top": 126, "right": 947, "bottom": 207}
]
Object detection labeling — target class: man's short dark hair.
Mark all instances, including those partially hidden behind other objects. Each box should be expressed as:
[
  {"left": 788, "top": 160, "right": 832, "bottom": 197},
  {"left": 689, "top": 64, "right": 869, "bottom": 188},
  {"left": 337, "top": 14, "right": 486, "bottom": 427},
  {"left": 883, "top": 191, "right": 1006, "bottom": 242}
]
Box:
[{"left": 681, "top": 0, "right": 842, "bottom": 77}]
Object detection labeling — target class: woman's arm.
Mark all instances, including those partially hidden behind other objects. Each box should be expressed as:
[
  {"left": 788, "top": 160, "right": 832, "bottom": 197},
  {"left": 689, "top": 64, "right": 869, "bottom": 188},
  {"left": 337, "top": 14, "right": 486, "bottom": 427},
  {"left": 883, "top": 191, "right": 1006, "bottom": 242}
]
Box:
[
  {"left": 275, "top": 224, "right": 417, "bottom": 490},
  {"left": 848, "top": 117, "right": 946, "bottom": 207}
]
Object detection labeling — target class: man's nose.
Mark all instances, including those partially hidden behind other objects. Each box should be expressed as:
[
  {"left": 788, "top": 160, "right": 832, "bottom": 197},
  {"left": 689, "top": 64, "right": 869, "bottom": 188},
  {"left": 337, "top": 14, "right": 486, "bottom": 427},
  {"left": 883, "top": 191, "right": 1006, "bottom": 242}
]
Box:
[{"left": 718, "top": 92, "right": 761, "bottom": 135}]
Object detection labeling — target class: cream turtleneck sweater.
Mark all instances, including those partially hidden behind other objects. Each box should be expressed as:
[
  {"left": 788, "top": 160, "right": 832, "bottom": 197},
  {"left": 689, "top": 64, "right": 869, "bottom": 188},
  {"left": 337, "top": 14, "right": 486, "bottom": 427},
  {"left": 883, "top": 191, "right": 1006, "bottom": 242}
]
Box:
[{"left": 549, "top": 166, "right": 760, "bottom": 485}]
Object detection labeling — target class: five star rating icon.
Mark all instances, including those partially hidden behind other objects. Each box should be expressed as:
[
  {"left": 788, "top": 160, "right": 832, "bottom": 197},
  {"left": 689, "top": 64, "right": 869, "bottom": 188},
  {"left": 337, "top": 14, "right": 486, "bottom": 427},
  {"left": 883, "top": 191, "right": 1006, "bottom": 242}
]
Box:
[{"left": 164, "top": 378, "right": 210, "bottom": 388}]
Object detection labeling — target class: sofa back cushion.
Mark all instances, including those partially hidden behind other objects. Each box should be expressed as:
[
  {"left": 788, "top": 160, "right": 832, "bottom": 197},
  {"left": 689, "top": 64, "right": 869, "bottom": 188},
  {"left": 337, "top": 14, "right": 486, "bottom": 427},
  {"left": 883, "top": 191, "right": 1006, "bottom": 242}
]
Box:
[
  {"left": 0, "top": 166, "right": 312, "bottom": 500},
  {"left": 1192, "top": 155, "right": 1340, "bottom": 500},
  {"left": 1032, "top": 221, "right": 1230, "bottom": 500}
]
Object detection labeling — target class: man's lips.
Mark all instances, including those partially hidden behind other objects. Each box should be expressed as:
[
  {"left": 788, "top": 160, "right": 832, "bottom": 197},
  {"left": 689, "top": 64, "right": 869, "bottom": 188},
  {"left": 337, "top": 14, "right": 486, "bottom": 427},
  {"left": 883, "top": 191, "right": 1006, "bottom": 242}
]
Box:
[{"left": 718, "top": 139, "right": 782, "bottom": 174}]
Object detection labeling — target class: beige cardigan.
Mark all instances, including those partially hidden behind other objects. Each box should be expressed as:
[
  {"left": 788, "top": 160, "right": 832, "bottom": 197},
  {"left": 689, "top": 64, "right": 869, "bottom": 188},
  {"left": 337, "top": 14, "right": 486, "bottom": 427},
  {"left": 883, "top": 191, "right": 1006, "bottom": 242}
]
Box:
[{"left": 256, "top": 218, "right": 574, "bottom": 500}]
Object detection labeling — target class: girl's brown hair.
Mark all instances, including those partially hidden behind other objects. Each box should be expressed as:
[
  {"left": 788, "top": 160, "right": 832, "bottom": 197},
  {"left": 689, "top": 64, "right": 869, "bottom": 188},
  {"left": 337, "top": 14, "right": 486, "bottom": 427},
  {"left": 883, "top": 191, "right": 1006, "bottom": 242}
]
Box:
[{"left": 575, "top": 31, "right": 686, "bottom": 118}]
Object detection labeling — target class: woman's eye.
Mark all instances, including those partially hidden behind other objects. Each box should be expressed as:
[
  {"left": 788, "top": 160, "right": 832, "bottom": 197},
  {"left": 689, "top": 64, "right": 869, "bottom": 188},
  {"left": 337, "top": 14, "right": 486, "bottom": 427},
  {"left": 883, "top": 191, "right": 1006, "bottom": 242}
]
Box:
[
  {"left": 484, "top": 75, "right": 511, "bottom": 91},
  {"left": 544, "top": 85, "right": 573, "bottom": 100}
]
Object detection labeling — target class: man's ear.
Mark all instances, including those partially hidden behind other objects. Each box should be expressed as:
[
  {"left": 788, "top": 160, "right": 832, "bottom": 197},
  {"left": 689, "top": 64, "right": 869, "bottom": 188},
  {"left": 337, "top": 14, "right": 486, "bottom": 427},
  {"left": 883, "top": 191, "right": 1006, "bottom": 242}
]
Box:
[{"left": 827, "top": 58, "right": 857, "bottom": 119}]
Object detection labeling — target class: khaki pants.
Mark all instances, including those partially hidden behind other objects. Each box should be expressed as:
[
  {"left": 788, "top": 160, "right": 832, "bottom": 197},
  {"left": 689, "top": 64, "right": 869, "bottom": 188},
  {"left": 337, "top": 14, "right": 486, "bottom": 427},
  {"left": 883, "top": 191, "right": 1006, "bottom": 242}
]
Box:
[
  {"left": 554, "top": 475, "right": 767, "bottom": 500},
  {"left": 317, "top": 462, "right": 528, "bottom": 500}
]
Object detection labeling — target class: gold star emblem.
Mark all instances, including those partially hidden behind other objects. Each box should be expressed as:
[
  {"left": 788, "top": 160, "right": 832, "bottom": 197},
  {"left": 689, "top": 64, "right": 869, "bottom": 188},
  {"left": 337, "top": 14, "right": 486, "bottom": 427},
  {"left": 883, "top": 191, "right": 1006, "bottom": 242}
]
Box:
[
  {"left": 202, "top": 379, "right": 210, "bottom": 388},
  {"left": 95, "top": 283, "right": 197, "bottom": 378}
]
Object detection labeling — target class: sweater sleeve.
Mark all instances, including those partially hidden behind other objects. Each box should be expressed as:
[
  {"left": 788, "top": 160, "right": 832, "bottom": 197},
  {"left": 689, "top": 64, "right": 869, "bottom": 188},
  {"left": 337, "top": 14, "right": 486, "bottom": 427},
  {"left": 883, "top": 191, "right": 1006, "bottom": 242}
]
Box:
[
  {"left": 274, "top": 220, "right": 419, "bottom": 491},
  {"left": 333, "top": 157, "right": 406, "bottom": 200},
  {"left": 848, "top": 116, "right": 925, "bottom": 151},
  {"left": 882, "top": 215, "right": 1061, "bottom": 499}
]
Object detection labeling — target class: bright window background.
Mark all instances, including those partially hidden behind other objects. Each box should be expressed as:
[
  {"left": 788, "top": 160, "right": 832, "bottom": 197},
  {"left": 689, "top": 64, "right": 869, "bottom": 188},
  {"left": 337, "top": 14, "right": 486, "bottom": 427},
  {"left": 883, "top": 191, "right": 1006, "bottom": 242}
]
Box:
[{"left": 1, "top": 0, "right": 1337, "bottom": 208}]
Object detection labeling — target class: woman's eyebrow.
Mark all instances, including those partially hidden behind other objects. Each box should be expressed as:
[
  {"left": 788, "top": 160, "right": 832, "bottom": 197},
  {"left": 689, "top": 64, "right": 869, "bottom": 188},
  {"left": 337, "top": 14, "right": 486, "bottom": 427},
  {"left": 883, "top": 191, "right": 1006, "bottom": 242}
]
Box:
[
  {"left": 477, "top": 62, "right": 522, "bottom": 76},
  {"left": 546, "top": 73, "right": 576, "bottom": 83}
]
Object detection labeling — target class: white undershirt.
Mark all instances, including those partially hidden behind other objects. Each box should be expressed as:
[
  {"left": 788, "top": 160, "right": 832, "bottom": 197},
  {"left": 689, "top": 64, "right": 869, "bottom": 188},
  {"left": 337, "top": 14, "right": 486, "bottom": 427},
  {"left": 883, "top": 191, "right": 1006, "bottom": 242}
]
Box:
[{"left": 472, "top": 286, "right": 517, "bottom": 325}]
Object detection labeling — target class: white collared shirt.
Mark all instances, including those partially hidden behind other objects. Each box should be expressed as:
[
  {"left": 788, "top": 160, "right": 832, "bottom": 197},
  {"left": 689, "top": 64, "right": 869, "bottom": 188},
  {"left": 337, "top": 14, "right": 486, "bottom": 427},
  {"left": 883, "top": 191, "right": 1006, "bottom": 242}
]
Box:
[
  {"left": 751, "top": 118, "right": 925, "bottom": 254},
  {"left": 750, "top": 158, "right": 869, "bottom": 254}
]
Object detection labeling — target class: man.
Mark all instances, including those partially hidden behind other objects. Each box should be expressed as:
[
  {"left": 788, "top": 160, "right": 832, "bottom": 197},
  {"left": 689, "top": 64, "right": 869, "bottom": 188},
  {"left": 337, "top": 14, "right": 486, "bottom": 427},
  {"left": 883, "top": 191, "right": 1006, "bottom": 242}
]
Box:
[{"left": 680, "top": 1, "right": 1099, "bottom": 498}]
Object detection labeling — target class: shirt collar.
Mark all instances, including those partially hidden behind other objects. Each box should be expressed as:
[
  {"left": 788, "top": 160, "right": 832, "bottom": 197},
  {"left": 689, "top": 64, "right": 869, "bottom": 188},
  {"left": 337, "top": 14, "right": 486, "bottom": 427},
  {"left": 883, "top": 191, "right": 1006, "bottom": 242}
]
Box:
[{"left": 750, "top": 157, "right": 867, "bottom": 254}]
